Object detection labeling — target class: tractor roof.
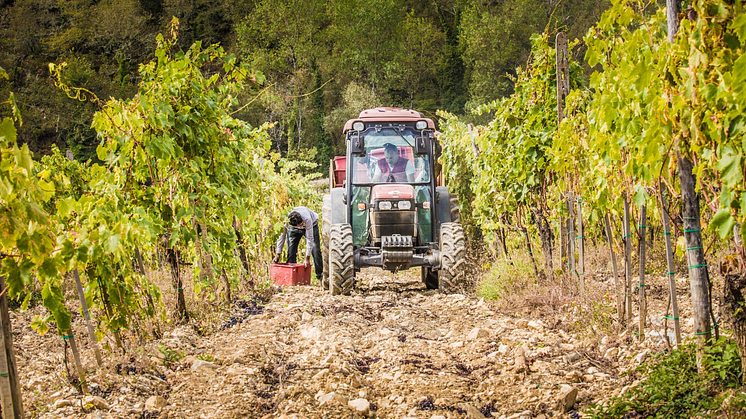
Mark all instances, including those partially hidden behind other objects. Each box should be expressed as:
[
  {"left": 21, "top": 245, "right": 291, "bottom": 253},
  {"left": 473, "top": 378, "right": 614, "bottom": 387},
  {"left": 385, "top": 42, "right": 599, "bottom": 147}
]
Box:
[{"left": 343, "top": 107, "right": 435, "bottom": 132}]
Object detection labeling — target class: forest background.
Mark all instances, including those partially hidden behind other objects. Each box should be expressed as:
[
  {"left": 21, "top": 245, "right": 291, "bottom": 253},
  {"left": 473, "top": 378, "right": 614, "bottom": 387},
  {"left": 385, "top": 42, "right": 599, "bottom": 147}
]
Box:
[{"left": 0, "top": 0, "right": 610, "bottom": 168}]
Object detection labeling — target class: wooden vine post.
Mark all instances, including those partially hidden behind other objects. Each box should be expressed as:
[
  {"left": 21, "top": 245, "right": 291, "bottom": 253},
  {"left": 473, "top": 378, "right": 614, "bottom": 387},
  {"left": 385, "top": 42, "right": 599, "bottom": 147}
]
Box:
[
  {"left": 72, "top": 270, "right": 103, "bottom": 366},
  {"left": 660, "top": 191, "right": 682, "bottom": 346},
  {"left": 567, "top": 192, "right": 576, "bottom": 288},
  {"left": 576, "top": 198, "right": 585, "bottom": 299},
  {"left": 623, "top": 199, "right": 633, "bottom": 326},
  {"left": 556, "top": 32, "right": 571, "bottom": 279},
  {"left": 0, "top": 276, "right": 23, "bottom": 419},
  {"left": 604, "top": 214, "right": 623, "bottom": 322},
  {"left": 638, "top": 205, "right": 648, "bottom": 339},
  {"left": 64, "top": 332, "right": 88, "bottom": 394},
  {"left": 65, "top": 151, "right": 104, "bottom": 366}
]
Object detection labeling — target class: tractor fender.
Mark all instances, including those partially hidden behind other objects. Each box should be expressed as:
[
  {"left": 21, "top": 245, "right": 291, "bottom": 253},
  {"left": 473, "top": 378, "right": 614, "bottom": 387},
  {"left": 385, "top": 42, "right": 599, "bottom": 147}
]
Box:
[
  {"left": 330, "top": 187, "right": 347, "bottom": 224},
  {"left": 435, "top": 186, "right": 452, "bottom": 227}
]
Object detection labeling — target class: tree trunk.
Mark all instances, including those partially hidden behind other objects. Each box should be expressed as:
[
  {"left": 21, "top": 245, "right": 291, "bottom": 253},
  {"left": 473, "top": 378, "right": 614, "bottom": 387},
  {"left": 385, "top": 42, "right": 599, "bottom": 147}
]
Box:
[
  {"left": 221, "top": 269, "right": 231, "bottom": 306},
  {"left": 566, "top": 194, "right": 576, "bottom": 288},
  {"left": 576, "top": 198, "right": 585, "bottom": 299},
  {"left": 167, "top": 247, "right": 188, "bottom": 321},
  {"left": 135, "top": 248, "right": 161, "bottom": 338},
  {"left": 638, "top": 205, "right": 648, "bottom": 340},
  {"left": 0, "top": 276, "right": 23, "bottom": 419},
  {"left": 524, "top": 229, "right": 541, "bottom": 281},
  {"left": 624, "top": 199, "right": 633, "bottom": 326},
  {"left": 677, "top": 152, "right": 712, "bottom": 352},
  {"left": 498, "top": 227, "right": 511, "bottom": 264},
  {"left": 532, "top": 208, "right": 554, "bottom": 282},
  {"left": 660, "top": 191, "right": 682, "bottom": 346},
  {"left": 233, "top": 216, "right": 252, "bottom": 289},
  {"left": 98, "top": 280, "right": 123, "bottom": 352},
  {"left": 560, "top": 215, "right": 568, "bottom": 278},
  {"left": 604, "top": 214, "right": 623, "bottom": 324},
  {"left": 722, "top": 272, "right": 746, "bottom": 388}
]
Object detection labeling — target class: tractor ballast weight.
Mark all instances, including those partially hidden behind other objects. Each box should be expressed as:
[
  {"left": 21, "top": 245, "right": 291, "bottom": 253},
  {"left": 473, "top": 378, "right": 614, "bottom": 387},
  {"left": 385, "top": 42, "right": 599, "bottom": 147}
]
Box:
[{"left": 322, "top": 108, "right": 464, "bottom": 295}]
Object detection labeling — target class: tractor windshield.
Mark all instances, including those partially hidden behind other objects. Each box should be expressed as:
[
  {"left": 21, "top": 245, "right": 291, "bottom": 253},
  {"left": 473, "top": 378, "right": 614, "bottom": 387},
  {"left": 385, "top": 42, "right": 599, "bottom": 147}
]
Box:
[{"left": 351, "top": 128, "right": 430, "bottom": 185}]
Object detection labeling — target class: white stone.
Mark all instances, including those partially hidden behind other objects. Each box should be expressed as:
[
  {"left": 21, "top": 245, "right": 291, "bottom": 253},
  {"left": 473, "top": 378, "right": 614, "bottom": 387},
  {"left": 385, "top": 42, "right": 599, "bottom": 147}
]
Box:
[
  {"left": 556, "top": 384, "right": 578, "bottom": 413},
  {"left": 191, "top": 359, "right": 218, "bottom": 374},
  {"left": 145, "top": 396, "right": 167, "bottom": 411},
  {"left": 527, "top": 320, "right": 544, "bottom": 331},
  {"left": 84, "top": 396, "right": 110, "bottom": 410},
  {"left": 348, "top": 398, "right": 370, "bottom": 415},
  {"left": 53, "top": 399, "right": 73, "bottom": 409},
  {"left": 467, "top": 327, "right": 489, "bottom": 341},
  {"left": 635, "top": 350, "right": 649, "bottom": 364},
  {"left": 300, "top": 325, "right": 323, "bottom": 341},
  {"left": 463, "top": 404, "right": 487, "bottom": 418},
  {"left": 604, "top": 347, "right": 619, "bottom": 359}
]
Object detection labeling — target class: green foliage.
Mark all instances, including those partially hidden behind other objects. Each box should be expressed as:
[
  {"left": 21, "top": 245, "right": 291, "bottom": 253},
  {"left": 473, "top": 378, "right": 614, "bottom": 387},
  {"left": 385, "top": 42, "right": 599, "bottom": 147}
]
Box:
[
  {"left": 439, "top": 34, "right": 585, "bottom": 240},
  {"left": 588, "top": 338, "right": 743, "bottom": 418},
  {"left": 0, "top": 0, "right": 610, "bottom": 166},
  {"left": 0, "top": 22, "right": 321, "bottom": 339},
  {"left": 0, "top": 72, "right": 73, "bottom": 335},
  {"left": 440, "top": 0, "right": 746, "bottom": 258}
]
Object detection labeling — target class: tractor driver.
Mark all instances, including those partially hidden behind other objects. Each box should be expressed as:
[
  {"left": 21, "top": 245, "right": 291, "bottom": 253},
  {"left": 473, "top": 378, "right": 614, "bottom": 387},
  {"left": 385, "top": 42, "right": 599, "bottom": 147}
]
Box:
[
  {"left": 372, "top": 143, "right": 415, "bottom": 183},
  {"left": 272, "top": 207, "right": 323, "bottom": 280}
]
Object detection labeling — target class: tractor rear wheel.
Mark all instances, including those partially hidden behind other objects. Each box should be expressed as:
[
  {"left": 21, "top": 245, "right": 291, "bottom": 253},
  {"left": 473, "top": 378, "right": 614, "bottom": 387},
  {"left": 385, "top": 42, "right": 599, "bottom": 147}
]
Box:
[
  {"left": 449, "top": 194, "right": 460, "bottom": 224},
  {"left": 438, "top": 222, "right": 466, "bottom": 293},
  {"left": 329, "top": 223, "right": 355, "bottom": 295},
  {"left": 422, "top": 267, "right": 438, "bottom": 289}
]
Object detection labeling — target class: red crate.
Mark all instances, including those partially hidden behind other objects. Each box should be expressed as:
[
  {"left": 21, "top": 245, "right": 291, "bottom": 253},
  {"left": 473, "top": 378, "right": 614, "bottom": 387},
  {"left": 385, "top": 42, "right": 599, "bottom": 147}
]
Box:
[
  {"left": 270, "top": 263, "right": 311, "bottom": 286},
  {"left": 332, "top": 156, "right": 346, "bottom": 188}
]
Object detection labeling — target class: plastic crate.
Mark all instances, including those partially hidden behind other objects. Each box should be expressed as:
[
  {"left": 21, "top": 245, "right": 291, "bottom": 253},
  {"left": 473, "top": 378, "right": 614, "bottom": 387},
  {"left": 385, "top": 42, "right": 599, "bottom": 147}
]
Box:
[
  {"left": 270, "top": 263, "right": 311, "bottom": 286},
  {"left": 332, "top": 156, "right": 346, "bottom": 187}
]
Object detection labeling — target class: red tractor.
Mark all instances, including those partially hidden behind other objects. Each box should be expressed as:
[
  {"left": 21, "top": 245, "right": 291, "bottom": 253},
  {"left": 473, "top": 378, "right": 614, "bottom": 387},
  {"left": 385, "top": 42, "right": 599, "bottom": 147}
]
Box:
[{"left": 322, "top": 108, "right": 465, "bottom": 295}]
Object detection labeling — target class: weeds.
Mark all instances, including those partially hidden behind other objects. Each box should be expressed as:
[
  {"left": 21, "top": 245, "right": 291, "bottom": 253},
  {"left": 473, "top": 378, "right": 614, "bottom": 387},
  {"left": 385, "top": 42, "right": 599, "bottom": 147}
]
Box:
[
  {"left": 588, "top": 337, "right": 744, "bottom": 418},
  {"left": 158, "top": 346, "right": 184, "bottom": 367}
]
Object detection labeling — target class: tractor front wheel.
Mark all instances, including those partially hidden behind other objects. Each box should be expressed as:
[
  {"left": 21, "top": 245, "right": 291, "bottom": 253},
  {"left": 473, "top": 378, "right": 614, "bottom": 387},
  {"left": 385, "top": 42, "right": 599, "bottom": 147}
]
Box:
[
  {"left": 438, "top": 222, "right": 466, "bottom": 293},
  {"left": 329, "top": 223, "right": 355, "bottom": 295}
]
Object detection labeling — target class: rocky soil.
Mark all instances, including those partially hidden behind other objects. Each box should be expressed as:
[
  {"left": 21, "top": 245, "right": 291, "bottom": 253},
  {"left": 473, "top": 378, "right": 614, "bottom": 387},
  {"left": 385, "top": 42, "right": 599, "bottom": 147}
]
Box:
[{"left": 14, "top": 268, "right": 698, "bottom": 419}]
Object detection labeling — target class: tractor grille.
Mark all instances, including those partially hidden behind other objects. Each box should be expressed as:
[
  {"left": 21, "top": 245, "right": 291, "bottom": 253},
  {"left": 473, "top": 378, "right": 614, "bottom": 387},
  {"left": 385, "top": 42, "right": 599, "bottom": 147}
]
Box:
[{"left": 381, "top": 235, "right": 413, "bottom": 248}]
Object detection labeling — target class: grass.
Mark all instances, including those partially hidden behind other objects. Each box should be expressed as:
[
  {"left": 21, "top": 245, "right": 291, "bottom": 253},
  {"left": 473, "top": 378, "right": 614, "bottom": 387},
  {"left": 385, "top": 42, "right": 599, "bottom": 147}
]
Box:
[{"left": 477, "top": 254, "right": 537, "bottom": 302}]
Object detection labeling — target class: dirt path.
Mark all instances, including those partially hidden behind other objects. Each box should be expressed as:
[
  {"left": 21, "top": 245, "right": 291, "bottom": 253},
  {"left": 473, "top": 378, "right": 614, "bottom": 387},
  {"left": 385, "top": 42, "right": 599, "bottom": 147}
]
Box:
[{"left": 22, "top": 269, "right": 659, "bottom": 419}]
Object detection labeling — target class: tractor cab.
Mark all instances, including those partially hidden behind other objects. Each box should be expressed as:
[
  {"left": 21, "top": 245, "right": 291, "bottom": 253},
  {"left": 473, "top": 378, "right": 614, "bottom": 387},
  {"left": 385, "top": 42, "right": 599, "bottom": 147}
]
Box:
[{"left": 322, "top": 108, "right": 464, "bottom": 295}]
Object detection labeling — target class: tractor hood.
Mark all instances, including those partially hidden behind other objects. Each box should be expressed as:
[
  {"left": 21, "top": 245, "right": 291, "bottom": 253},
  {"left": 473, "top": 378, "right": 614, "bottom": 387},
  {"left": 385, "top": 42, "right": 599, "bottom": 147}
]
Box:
[{"left": 371, "top": 184, "right": 415, "bottom": 201}]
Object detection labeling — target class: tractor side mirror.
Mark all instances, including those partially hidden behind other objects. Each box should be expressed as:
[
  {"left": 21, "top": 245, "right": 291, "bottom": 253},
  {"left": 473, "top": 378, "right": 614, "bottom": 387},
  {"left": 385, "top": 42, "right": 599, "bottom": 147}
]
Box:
[
  {"left": 415, "top": 136, "right": 429, "bottom": 155},
  {"left": 350, "top": 133, "right": 365, "bottom": 154}
]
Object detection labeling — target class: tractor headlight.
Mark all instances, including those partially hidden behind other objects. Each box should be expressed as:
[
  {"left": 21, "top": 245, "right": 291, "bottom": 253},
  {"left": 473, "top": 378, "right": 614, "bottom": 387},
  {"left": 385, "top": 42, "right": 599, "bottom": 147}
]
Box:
[
  {"left": 353, "top": 121, "right": 365, "bottom": 131},
  {"left": 378, "top": 201, "right": 392, "bottom": 210},
  {"left": 416, "top": 120, "right": 428, "bottom": 130},
  {"left": 398, "top": 200, "right": 412, "bottom": 210}
]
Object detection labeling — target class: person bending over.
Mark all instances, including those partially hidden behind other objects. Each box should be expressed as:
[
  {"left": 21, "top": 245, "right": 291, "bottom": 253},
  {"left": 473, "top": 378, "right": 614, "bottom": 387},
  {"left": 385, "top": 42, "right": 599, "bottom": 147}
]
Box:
[{"left": 273, "top": 207, "right": 323, "bottom": 280}]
